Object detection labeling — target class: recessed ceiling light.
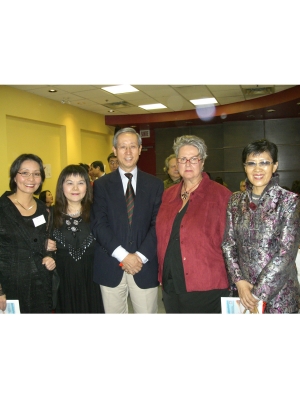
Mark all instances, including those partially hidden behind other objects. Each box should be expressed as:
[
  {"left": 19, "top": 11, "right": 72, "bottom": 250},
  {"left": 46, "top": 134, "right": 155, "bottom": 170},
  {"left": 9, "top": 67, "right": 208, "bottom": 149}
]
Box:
[
  {"left": 101, "top": 85, "right": 139, "bottom": 94},
  {"left": 48, "top": 89, "right": 57, "bottom": 93},
  {"left": 138, "top": 103, "right": 167, "bottom": 110},
  {"left": 108, "top": 109, "right": 114, "bottom": 113},
  {"left": 267, "top": 109, "right": 275, "bottom": 113},
  {"left": 190, "top": 98, "right": 218, "bottom": 106}
]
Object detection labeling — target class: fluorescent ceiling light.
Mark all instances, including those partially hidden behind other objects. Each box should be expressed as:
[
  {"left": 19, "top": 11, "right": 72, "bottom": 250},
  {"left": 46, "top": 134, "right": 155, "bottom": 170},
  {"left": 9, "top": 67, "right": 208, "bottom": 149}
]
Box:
[
  {"left": 139, "top": 103, "right": 167, "bottom": 110},
  {"left": 101, "top": 85, "right": 138, "bottom": 94},
  {"left": 190, "top": 98, "right": 218, "bottom": 105}
]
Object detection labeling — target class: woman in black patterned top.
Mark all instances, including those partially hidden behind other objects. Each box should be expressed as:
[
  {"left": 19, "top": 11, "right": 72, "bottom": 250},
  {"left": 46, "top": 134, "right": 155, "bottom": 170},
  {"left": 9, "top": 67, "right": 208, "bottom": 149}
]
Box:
[{"left": 52, "top": 165, "right": 104, "bottom": 313}]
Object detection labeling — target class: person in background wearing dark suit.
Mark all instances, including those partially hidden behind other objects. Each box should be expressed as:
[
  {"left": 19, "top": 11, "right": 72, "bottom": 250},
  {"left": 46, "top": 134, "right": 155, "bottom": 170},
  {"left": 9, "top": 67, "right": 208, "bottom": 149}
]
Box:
[
  {"left": 91, "top": 127, "right": 164, "bottom": 313},
  {"left": 89, "top": 161, "right": 105, "bottom": 183}
]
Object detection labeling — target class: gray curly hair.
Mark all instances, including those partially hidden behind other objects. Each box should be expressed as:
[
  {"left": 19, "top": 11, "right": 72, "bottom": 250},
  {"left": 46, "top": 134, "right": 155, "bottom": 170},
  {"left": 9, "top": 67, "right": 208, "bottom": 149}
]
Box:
[{"left": 173, "top": 135, "right": 208, "bottom": 160}]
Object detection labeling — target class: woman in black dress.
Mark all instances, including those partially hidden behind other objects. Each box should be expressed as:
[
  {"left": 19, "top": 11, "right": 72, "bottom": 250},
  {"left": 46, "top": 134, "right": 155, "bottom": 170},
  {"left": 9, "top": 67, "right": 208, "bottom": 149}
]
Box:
[
  {"left": 52, "top": 165, "right": 104, "bottom": 313},
  {"left": 0, "top": 154, "right": 56, "bottom": 314}
]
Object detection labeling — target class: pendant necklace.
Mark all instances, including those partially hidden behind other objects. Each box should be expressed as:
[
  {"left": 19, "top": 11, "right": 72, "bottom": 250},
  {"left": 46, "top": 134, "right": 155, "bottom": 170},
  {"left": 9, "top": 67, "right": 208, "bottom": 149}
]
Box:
[
  {"left": 14, "top": 195, "right": 34, "bottom": 211},
  {"left": 181, "top": 178, "right": 202, "bottom": 200}
]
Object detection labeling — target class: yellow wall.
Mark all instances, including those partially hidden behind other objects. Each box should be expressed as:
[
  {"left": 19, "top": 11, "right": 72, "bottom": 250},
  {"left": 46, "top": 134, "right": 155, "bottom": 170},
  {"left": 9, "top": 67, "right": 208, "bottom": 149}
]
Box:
[{"left": 0, "top": 85, "right": 114, "bottom": 198}]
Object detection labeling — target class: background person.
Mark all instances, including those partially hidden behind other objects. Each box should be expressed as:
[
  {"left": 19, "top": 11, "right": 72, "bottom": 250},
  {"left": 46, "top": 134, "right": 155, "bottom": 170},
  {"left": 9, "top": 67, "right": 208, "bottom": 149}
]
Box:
[
  {"left": 156, "top": 135, "right": 232, "bottom": 313},
  {"left": 239, "top": 180, "right": 246, "bottom": 192},
  {"left": 222, "top": 139, "right": 300, "bottom": 313},
  {"left": 91, "top": 127, "right": 164, "bottom": 313},
  {"left": 39, "top": 189, "right": 54, "bottom": 207},
  {"left": 0, "top": 153, "right": 56, "bottom": 313},
  {"left": 163, "top": 154, "right": 182, "bottom": 190},
  {"left": 107, "top": 152, "right": 119, "bottom": 172},
  {"left": 52, "top": 165, "right": 104, "bottom": 313},
  {"left": 89, "top": 161, "right": 105, "bottom": 182},
  {"left": 215, "top": 176, "right": 228, "bottom": 188}
]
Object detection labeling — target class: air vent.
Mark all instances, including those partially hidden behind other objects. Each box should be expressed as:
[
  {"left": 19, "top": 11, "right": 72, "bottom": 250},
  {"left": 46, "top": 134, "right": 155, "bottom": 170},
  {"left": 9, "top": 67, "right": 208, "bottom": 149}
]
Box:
[
  {"left": 243, "top": 86, "right": 274, "bottom": 98},
  {"left": 103, "top": 100, "right": 134, "bottom": 109}
]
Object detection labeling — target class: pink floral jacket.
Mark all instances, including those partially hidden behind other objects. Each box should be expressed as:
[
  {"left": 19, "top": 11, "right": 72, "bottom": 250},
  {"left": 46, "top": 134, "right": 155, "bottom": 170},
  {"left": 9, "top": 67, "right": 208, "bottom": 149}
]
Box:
[{"left": 222, "top": 174, "right": 300, "bottom": 313}]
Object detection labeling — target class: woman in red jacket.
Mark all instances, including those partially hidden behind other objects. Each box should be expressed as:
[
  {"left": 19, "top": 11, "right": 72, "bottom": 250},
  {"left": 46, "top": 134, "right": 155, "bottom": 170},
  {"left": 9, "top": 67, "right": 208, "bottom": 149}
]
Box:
[{"left": 156, "top": 135, "right": 232, "bottom": 313}]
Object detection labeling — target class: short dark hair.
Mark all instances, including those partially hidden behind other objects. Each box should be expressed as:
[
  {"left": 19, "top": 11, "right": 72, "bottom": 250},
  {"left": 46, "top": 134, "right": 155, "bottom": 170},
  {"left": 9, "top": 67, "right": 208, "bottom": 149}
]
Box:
[
  {"left": 242, "top": 139, "right": 278, "bottom": 164},
  {"left": 9, "top": 153, "right": 45, "bottom": 194},
  {"left": 53, "top": 164, "right": 93, "bottom": 228},
  {"left": 107, "top": 152, "right": 117, "bottom": 162},
  {"left": 90, "top": 161, "right": 104, "bottom": 172}
]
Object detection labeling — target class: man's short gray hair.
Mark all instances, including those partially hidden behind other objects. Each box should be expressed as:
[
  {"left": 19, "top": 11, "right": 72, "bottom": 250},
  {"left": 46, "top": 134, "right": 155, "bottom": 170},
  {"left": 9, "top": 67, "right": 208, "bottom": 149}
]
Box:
[
  {"left": 173, "top": 135, "right": 208, "bottom": 160},
  {"left": 113, "top": 127, "right": 142, "bottom": 148}
]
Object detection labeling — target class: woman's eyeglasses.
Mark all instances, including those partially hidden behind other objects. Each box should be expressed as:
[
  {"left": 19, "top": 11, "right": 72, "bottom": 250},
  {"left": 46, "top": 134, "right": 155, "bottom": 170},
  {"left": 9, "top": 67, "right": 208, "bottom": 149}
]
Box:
[
  {"left": 243, "top": 161, "right": 273, "bottom": 168},
  {"left": 177, "top": 156, "right": 202, "bottom": 164},
  {"left": 17, "top": 171, "right": 41, "bottom": 178}
]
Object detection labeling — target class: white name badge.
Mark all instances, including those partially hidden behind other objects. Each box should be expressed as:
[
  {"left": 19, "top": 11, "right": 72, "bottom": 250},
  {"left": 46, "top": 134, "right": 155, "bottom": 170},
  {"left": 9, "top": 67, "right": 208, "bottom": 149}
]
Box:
[{"left": 32, "top": 214, "right": 46, "bottom": 227}]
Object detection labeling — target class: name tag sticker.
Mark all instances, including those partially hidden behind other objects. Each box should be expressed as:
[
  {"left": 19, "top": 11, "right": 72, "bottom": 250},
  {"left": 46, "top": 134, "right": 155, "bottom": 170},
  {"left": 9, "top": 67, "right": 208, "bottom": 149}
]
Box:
[{"left": 32, "top": 215, "right": 46, "bottom": 227}]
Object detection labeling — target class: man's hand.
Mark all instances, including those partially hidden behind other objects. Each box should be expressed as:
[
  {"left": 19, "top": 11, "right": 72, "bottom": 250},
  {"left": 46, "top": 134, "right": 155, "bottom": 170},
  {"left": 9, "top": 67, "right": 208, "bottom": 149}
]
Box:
[{"left": 121, "top": 253, "right": 143, "bottom": 275}]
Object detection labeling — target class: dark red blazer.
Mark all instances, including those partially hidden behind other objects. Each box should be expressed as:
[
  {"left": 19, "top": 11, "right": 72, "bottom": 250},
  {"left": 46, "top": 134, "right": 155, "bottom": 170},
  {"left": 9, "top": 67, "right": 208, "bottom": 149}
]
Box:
[{"left": 156, "top": 172, "right": 232, "bottom": 292}]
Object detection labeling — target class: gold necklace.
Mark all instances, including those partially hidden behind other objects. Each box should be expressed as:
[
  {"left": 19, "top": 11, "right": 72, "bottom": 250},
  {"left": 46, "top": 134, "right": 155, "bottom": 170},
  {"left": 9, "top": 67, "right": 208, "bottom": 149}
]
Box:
[
  {"left": 181, "top": 179, "right": 202, "bottom": 200},
  {"left": 14, "top": 195, "right": 34, "bottom": 211}
]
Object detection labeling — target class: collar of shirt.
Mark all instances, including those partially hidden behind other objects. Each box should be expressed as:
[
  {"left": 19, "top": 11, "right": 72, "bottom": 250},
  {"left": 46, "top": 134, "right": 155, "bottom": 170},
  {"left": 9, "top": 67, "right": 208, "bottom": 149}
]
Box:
[{"left": 119, "top": 167, "right": 137, "bottom": 194}]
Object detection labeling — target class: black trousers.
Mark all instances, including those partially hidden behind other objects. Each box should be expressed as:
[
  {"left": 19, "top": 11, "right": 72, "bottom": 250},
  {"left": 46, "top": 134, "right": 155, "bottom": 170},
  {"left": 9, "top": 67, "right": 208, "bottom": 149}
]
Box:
[{"left": 162, "top": 288, "right": 230, "bottom": 314}]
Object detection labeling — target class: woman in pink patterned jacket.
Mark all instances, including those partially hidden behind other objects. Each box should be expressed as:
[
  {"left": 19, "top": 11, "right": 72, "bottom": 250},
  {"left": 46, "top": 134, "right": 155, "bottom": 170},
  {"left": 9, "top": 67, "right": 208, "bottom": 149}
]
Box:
[{"left": 222, "top": 139, "right": 300, "bottom": 313}]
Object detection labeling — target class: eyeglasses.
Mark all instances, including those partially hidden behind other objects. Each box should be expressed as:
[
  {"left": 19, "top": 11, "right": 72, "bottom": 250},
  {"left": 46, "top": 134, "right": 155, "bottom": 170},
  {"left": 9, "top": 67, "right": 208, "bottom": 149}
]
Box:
[
  {"left": 109, "top": 161, "right": 119, "bottom": 165},
  {"left": 177, "top": 155, "right": 202, "bottom": 164},
  {"left": 17, "top": 171, "right": 41, "bottom": 178},
  {"left": 243, "top": 161, "right": 273, "bottom": 168}
]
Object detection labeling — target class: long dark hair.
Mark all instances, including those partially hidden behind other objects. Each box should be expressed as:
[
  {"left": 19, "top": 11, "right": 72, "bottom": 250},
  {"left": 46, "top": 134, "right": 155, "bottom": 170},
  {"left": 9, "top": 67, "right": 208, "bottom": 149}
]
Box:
[
  {"left": 53, "top": 165, "right": 92, "bottom": 228},
  {"left": 9, "top": 153, "right": 45, "bottom": 194}
]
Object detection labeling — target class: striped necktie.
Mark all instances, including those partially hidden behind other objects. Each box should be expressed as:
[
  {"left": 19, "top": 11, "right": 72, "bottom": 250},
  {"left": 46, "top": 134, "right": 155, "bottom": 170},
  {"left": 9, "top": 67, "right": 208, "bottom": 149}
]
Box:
[{"left": 125, "top": 173, "right": 135, "bottom": 225}]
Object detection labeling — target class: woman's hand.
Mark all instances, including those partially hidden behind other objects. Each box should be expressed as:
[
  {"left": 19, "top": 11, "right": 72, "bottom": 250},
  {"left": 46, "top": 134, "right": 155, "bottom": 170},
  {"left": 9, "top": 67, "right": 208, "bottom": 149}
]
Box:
[
  {"left": 42, "top": 257, "right": 56, "bottom": 271},
  {"left": 47, "top": 239, "right": 57, "bottom": 252},
  {"left": 0, "top": 294, "right": 6, "bottom": 312},
  {"left": 236, "top": 280, "right": 259, "bottom": 312}
]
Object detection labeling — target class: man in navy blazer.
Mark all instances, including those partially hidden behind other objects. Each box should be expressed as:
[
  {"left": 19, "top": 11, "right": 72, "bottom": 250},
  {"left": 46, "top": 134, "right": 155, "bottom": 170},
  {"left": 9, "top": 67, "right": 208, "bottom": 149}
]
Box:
[{"left": 91, "top": 127, "right": 164, "bottom": 313}]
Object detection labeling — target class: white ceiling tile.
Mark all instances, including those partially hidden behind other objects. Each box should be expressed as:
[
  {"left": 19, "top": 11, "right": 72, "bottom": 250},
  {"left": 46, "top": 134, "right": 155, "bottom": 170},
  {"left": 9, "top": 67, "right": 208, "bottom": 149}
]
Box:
[
  {"left": 52, "top": 85, "right": 98, "bottom": 93},
  {"left": 216, "top": 96, "right": 245, "bottom": 105},
  {"left": 173, "top": 85, "right": 212, "bottom": 99}
]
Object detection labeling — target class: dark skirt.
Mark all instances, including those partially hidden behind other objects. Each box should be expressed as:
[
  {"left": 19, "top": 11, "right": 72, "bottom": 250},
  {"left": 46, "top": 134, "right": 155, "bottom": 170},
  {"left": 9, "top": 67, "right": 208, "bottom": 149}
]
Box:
[{"left": 162, "top": 287, "right": 230, "bottom": 313}]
